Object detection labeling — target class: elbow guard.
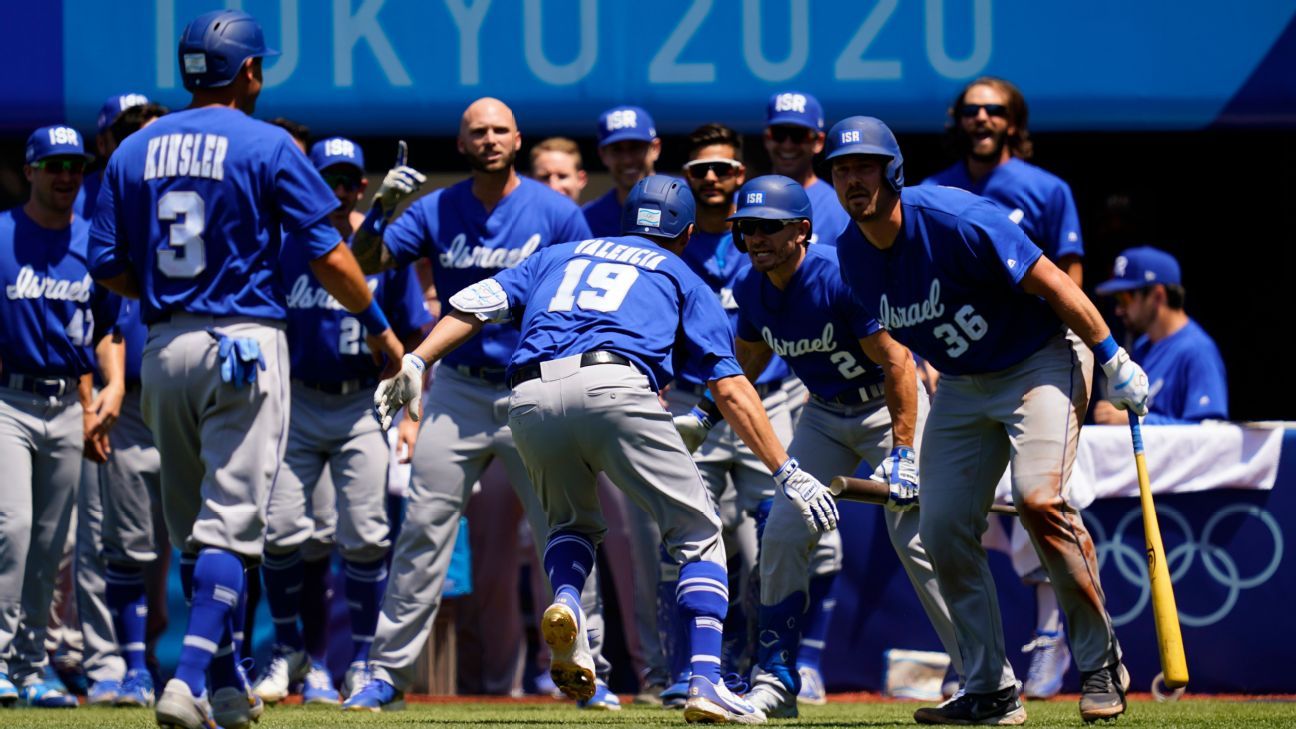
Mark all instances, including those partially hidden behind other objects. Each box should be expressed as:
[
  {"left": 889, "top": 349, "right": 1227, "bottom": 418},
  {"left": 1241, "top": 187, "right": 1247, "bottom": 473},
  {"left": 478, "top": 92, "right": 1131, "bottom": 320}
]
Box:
[{"left": 448, "top": 278, "right": 512, "bottom": 323}]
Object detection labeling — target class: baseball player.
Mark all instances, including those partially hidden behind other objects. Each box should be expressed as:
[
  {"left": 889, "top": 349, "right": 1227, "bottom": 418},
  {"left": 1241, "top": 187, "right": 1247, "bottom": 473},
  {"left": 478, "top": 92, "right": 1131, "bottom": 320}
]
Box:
[
  {"left": 1094, "top": 246, "right": 1227, "bottom": 424},
  {"left": 689, "top": 175, "right": 963, "bottom": 718},
  {"left": 0, "top": 125, "right": 123, "bottom": 709},
  {"left": 344, "top": 98, "right": 621, "bottom": 711},
  {"left": 827, "top": 116, "right": 1146, "bottom": 724},
  {"left": 75, "top": 92, "right": 150, "bottom": 221},
  {"left": 374, "top": 174, "right": 843, "bottom": 724},
  {"left": 921, "top": 76, "right": 1088, "bottom": 699},
  {"left": 531, "top": 137, "right": 589, "bottom": 203},
  {"left": 582, "top": 106, "right": 661, "bottom": 237},
  {"left": 87, "top": 10, "right": 403, "bottom": 729},
  {"left": 253, "top": 137, "right": 429, "bottom": 706},
  {"left": 762, "top": 91, "right": 850, "bottom": 249}
]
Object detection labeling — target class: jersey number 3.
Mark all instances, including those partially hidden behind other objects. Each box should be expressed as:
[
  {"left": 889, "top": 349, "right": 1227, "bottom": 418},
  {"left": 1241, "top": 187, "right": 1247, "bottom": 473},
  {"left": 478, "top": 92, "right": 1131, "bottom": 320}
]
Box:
[
  {"left": 157, "top": 191, "right": 207, "bottom": 278},
  {"left": 548, "top": 260, "right": 640, "bottom": 313}
]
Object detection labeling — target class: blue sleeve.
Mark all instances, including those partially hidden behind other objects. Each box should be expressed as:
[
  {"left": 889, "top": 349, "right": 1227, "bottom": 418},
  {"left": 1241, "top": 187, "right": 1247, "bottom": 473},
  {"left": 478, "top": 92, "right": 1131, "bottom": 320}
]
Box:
[
  {"left": 963, "top": 202, "right": 1043, "bottom": 288},
  {"left": 836, "top": 279, "right": 883, "bottom": 339},
  {"left": 735, "top": 307, "right": 760, "bottom": 342},
  {"left": 488, "top": 249, "right": 545, "bottom": 311},
  {"left": 88, "top": 161, "right": 128, "bottom": 279},
  {"left": 679, "top": 283, "right": 743, "bottom": 382},
  {"left": 273, "top": 139, "right": 340, "bottom": 232},
  {"left": 1049, "top": 181, "right": 1084, "bottom": 259},
  {"left": 384, "top": 266, "right": 432, "bottom": 338},
  {"left": 557, "top": 205, "right": 593, "bottom": 244},
  {"left": 1170, "top": 348, "right": 1229, "bottom": 422},
  {"left": 289, "top": 218, "right": 345, "bottom": 261},
  {"left": 383, "top": 199, "right": 430, "bottom": 267}
]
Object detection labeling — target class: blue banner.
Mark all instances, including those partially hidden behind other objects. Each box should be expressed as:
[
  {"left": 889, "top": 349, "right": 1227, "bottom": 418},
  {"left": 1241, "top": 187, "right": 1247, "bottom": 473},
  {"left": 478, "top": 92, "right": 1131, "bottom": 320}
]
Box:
[{"left": 14, "top": 2, "right": 1296, "bottom": 135}]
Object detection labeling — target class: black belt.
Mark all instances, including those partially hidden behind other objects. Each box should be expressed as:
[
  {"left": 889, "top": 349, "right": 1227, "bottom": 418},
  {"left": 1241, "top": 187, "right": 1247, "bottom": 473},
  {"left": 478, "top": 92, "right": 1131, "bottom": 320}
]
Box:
[
  {"left": 676, "top": 378, "right": 783, "bottom": 398},
  {"left": 125, "top": 378, "right": 143, "bottom": 393},
  {"left": 452, "top": 364, "right": 510, "bottom": 385},
  {"left": 293, "top": 377, "right": 378, "bottom": 395},
  {"left": 5, "top": 373, "right": 77, "bottom": 398},
  {"left": 812, "top": 381, "right": 886, "bottom": 408},
  {"left": 508, "top": 351, "right": 632, "bottom": 388}
]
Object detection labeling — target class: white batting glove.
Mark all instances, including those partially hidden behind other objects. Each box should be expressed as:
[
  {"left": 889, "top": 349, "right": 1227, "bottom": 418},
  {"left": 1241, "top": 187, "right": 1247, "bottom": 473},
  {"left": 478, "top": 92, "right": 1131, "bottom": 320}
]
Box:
[
  {"left": 376, "top": 166, "right": 426, "bottom": 214},
  {"left": 374, "top": 354, "right": 426, "bottom": 430},
  {"left": 872, "top": 445, "right": 919, "bottom": 512},
  {"left": 672, "top": 406, "right": 716, "bottom": 454},
  {"left": 773, "top": 458, "right": 839, "bottom": 533},
  {"left": 1101, "top": 347, "right": 1150, "bottom": 416}
]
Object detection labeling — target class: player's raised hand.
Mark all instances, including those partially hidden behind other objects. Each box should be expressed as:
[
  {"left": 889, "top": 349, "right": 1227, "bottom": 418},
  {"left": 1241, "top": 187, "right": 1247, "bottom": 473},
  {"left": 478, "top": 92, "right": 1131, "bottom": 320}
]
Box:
[
  {"left": 872, "top": 445, "right": 919, "bottom": 512},
  {"left": 376, "top": 140, "right": 426, "bottom": 214},
  {"left": 374, "top": 353, "right": 426, "bottom": 430},
  {"left": 1100, "top": 347, "right": 1150, "bottom": 416},
  {"left": 773, "top": 457, "right": 839, "bottom": 533}
]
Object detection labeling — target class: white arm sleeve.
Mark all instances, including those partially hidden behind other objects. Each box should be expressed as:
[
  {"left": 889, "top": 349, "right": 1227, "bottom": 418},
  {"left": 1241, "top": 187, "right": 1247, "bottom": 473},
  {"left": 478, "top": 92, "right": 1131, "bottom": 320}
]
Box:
[{"left": 448, "top": 278, "right": 512, "bottom": 323}]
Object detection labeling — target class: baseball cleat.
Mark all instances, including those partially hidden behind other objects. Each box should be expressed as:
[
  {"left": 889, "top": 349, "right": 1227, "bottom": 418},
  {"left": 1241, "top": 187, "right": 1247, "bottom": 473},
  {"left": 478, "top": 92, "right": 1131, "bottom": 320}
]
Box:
[
  {"left": 577, "top": 679, "right": 622, "bottom": 710},
  {"left": 87, "top": 678, "right": 122, "bottom": 705},
  {"left": 683, "top": 675, "right": 766, "bottom": 724},
  {"left": 1022, "top": 628, "right": 1071, "bottom": 699},
  {"left": 1079, "top": 662, "right": 1129, "bottom": 723},
  {"left": 0, "top": 672, "right": 16, "bottom": 706},
  {"left": 797, "top": 665, "right": 828, "bottom": 705},
  {"left": 251, "top": 647, "right": 308, "bottom": 704},
  {"left": 541, "top": 601, "right": 596, "bottom": 702},
  {"left": 212, "top": 661, "right": 263, "bottom": 729},
  {"left": 116, "top": 668, "right": 157, "bottom": 707},
  {"left": 19, "top": 677, "right": 79, "bottom": 708},
  {"left": 914, "top": 685, "right": 1026, "bottom": 725},
  {"left": 302, "top": 662, "right": 340, "bottom": 705},
  {"left": 633, "top": 680, "right": 666, "bottom": 706},
  {"left": 155, "top": 679, "right": 218, "bottom": 729},
  {"left": 343, "top": 661, "right": 372, "bottom": 699},
  {"left": 661, "top": 677, "right": 691, "bottom": 709},
  {"left": 342, "top": 678, "right": 405, "bottom": 712},
  {"left": 745, "top": 682, "right": 797, "bottom": 719}
]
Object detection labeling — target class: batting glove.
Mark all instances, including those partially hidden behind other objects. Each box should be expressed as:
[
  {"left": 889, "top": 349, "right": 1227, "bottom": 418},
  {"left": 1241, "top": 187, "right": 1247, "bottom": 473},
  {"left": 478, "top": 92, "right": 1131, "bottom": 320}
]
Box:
[
  {"left": 672, "top": 401, "right": 722, "bottom": 454},
  {"left": 872, "top": 445, "right": 919, "bottom": 512},
  {"left": 376, "top": 166, "right": 426, "bottom": 214},
  {"left": 773, "top": 457, "right": 839, "bottom": 533},
  {"left": 207, "top": 329, "right": 265, "bottom": 389},
  {"left": 374, "top": 354, "right": 426, "bottom": 430},
  {"left": 1101, "top": 347, "right": 1150, "bottom": 416}
]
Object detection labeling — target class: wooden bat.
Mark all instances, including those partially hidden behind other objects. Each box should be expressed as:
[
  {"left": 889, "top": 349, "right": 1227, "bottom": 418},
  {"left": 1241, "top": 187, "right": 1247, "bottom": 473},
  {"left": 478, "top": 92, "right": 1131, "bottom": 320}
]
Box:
[
  {"left": 1129, "top": 419, "right": 1189, "bottom": 689},
  {"left": 828, "top": 476, "right": 1019, "bottom": 516}
]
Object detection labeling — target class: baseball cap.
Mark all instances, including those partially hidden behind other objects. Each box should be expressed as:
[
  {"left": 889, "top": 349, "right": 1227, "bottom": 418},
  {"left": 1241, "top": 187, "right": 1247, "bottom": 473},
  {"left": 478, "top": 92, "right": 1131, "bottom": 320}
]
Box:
[
  {"left": 309, "top": 137, "right": 365, "bottom": 173},
  {"left": 26, "top": 125, "right": 94, "bottom": 164},
  {"left": 766, "top": 91, "right": 824, "bottom": 131},
  {"left": 597, "top": 106, "right": 656, "bottom": 147},
  {"left": 1095, "top": 246, "right": 1182, "bottom": 295},
  {"left": 97, "top": 93, "right": 150, "bottom": 134}
]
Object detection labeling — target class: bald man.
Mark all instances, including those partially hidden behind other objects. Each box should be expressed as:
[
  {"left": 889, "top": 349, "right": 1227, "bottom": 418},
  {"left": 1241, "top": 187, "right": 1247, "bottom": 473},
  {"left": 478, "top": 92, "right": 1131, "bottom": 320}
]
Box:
[{"left": 345, "top": 99, "right": 618, "bottom": 710}]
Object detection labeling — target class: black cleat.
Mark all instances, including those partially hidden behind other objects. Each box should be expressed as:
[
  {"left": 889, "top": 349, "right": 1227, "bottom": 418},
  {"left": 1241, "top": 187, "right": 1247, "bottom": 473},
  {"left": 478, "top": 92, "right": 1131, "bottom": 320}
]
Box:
[
  {"left": 1079, "top": 662, "right": 1129, "bottom": 722},
  {"left": 914, "top": 685, "right": 1027, "bottom": 725}
]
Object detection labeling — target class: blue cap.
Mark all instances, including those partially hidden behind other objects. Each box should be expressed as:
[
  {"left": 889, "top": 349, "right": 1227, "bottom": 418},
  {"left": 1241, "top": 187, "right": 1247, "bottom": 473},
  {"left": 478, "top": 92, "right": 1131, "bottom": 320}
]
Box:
[
  {"left": 97, "top": 93, "right": 150, "bottom": 134},
  {"left": 309, "top": 137, "right": 365, "bottom": 173},
  {"left": 26, "top": 125, "right": 94, "bottom": 164},
  {"left": 597, "top": 106, "right": 657, "bottom": 147},
  {"left": 1095, "top": 247, "right": 1182, "bottom": 295},
  {"left": 766, "top": 91, "right": 824, "bottom": 131}
]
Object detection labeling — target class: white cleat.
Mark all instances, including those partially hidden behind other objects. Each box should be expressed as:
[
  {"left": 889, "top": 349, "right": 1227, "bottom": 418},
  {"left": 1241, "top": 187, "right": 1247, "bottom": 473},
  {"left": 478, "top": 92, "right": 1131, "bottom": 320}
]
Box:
[
  {"left": 684, "top": 675, "right": 766, "bottom": 724},
  {"left": 745, "top": 682, "right": 797, "bottom": 719},
  {"left": 343, "top": 661, "right": 372, "bottom": 699},
  {"left": 155, "top": 679, "right": 218, "bottom": 729},
  {"left": 251, "top": 649, "right": 308, "bottom": 704},
  {"left": 541, "top": 601, "right": 596, "bottom": 702}
]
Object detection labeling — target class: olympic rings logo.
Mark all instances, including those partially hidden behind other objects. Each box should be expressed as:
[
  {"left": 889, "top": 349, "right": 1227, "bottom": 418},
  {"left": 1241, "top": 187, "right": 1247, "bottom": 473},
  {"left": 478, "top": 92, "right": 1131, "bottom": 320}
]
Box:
[{"left": 1083, "top": 504, "right": 1284, "bottom": 628}]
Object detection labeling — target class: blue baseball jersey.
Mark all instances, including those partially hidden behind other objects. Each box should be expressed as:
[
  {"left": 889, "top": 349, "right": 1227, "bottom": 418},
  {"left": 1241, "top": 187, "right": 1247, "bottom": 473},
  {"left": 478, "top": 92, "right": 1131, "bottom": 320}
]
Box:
[
  {"left": 281, "top": 246, "right": 430, "bottom": 383},
  {"left": 836, "top": 186, "right": 1061, "bottom": 376},
  {"left": 75, "top": 170, "right": 103, "bottom": 221},
  {"left": 734, "top": 245, "right": 884, "bottom": 401},
  {"left": 1131, "top": 319, "right": 1228, "bottom": 424},
  {"left": 677, "top": 229, "right": 788, "bottom": 387},
  {"left": 921, "top": 158, "right": 1083, "bottom": 262},
  {"left": 116, "top": 298, "right": 149, "bottom": 382},
  {"left": 0, "top": 206, "right": 120, "bottom": 377},
  {"left": 87, "top": 106, "right": 342, "bottom": 323},
  {"left": 581, "top": 189, "right": 623, "bottom": 238},
  {"left": 384, "top": 177, "right": 590, "bottom": 370},
  {"left": 489, "top": 235, "right": 743, "bottom": 391},
  {"left": 804, "top": 178, "right": 850, "bottom": 248}
]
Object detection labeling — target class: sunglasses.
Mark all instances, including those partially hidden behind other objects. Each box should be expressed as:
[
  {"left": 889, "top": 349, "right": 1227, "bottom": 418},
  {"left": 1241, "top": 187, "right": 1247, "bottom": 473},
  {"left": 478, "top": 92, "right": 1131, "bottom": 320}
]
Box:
[
  {"left": 768, "top": 125, "right": 813, "bottom": 144},
  {"left": 959, "top": 103, "right": 1009, "bottom": 119},
  {"left": 34, "top": 158, "right": 86, "bottom": 174},
  {"left": 684, "top": 159, "right": 742, "bottom": 180},
  {"left": 734, "top": 218, "right": 797, "bottom": 236},
  {"left": 323, "top": 172, "right": 363, "bottom": 191}
]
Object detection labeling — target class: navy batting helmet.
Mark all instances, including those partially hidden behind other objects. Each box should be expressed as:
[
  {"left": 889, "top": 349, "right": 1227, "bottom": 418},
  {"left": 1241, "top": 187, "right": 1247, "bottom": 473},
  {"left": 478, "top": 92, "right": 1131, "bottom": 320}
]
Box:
[
  {"left": 178, "top": 10, "right": 279, "bottom": 91},
  {"left": 622, "top": 174, "right": 695, "bottom": 239},
  {"left": 824, "top": 116, "right": 904, "bottom": 192},
  {"left": 727, "top": 175, "right": 812, "bottom": 253}
]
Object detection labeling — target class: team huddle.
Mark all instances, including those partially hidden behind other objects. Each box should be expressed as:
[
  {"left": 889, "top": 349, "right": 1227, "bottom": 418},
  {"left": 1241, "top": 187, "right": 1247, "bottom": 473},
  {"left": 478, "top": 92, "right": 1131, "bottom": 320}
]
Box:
[{"left": 2, "top": 8, "right": 1184, "bottom": 729}]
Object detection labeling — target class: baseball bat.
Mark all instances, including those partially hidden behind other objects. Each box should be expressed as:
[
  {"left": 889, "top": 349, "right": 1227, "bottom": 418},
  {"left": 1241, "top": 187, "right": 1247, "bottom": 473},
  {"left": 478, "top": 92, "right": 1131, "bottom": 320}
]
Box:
[
  {"left": 1129, "top": 418, "right": 1189, "bottom": 688},
  {"left": 828, "top": 476, "right": 1019, "bottom": 516}
]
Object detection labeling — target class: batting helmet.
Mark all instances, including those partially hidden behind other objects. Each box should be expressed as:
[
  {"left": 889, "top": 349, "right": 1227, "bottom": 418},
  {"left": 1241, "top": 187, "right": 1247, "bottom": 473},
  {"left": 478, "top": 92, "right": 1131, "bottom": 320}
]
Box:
[
  {"left": 727, "top": 175, "right": 812, "bottom": 253},
  {"left": 622, "top": 174, "right": 695, "bottom": 240},
  {"left": 824, "top": 116, "right": 904, "bottom": 192},
  {"left": 177, "top": 10, "right": 279, "bottom": 91}
]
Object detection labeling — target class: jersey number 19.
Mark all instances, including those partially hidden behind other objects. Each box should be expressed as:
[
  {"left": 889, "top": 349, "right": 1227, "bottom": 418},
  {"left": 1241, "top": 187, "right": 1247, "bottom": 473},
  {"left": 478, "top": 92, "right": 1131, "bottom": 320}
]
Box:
[{"left": 548, "top": 260, "right": 640, "bottom": 313}]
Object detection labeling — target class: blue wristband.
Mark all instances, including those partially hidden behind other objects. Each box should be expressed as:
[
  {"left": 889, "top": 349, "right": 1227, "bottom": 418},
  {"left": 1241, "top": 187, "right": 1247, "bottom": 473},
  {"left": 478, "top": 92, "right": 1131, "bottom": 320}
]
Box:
[
  {"left": 359, "top": 206, "right": 387, "bottom": 237},
  {"left": 1093, "top": 335, "right": 1119, "bottom": 363},
  {"left": 357, "top": 299, "right": 390, "bottom": 335}
]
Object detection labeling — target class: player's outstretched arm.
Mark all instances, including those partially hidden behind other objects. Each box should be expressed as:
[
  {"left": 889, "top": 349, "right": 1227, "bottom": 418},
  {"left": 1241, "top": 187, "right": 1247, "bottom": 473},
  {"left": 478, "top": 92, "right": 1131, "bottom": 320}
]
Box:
[
  {"left": 735, "top": 337, "right": 774, "bottom": 381},
  {"left": 96, "top": 270, "right": 142, "bottom": 300},
  {"left": 352, "top": 140, "right": 425, "bottom": 275},
  {"left": 859, "top": 330, "right": 917, "bottom": 448},
  {"left": 672, "top": 337, "right": 773, "bottom": 452},
  {"left": 374, "top": 311, "right": 484, "bottom": 429}
]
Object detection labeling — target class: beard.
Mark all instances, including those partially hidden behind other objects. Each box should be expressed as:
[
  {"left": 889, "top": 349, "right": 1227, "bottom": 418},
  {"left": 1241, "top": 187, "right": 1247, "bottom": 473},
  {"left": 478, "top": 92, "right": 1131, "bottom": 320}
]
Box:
[
  {"left": 466, "top": 146, "right": 516, "bottom": 173},
  {"left": 965, "top": 128, "right": 1008, "bottom": 163}
]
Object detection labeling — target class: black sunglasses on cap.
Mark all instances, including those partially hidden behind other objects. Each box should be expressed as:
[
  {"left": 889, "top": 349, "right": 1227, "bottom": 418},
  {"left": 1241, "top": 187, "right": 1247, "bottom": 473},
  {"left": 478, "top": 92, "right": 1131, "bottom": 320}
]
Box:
[
  {"left": 768, "top": 125, "right": 814, "bottom": 144},
  {"left": 33, "top": 158, "right": 87, "bottom": 174},
  {"left": 959, "top": 103, "right": 1009, "bottom": 119},
  {"left": 323, "top": 171, "right": 363, "bottom": 191},
  {"left": 734, "top": 218, "right": 798, "bottom": 236},
  {"left": 683, "top": 159, "right": 742, "bottom": 180}
]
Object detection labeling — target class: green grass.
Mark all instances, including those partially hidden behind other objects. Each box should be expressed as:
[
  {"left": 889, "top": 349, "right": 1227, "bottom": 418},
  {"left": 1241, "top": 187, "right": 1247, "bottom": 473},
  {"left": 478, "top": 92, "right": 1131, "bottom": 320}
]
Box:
[{"left": 7, "top": 698, "right": 1294, "bottom": 728}]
